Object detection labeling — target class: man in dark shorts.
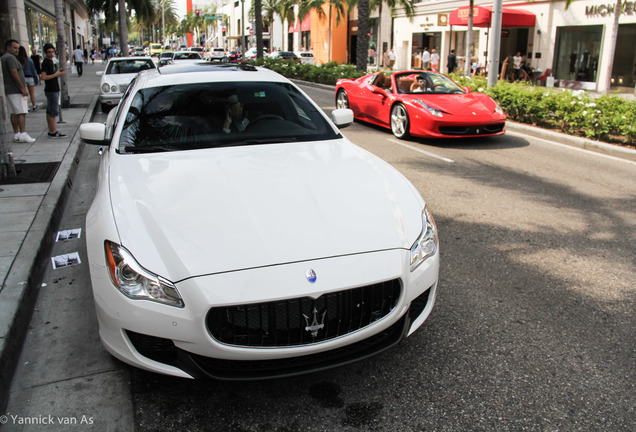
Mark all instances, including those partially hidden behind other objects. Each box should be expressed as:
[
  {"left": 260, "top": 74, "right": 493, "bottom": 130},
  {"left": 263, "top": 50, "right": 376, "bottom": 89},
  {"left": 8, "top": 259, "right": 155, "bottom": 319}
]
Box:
[{"left": 40, "top": 43, "right": 67, "bottom": 138}]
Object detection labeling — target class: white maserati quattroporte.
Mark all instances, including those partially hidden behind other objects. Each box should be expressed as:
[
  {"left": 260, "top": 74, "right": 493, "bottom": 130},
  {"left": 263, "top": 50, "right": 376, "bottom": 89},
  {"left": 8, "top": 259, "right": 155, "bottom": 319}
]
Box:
[{"left": 79, "top": 62, "right": 440, "bottom": 379}]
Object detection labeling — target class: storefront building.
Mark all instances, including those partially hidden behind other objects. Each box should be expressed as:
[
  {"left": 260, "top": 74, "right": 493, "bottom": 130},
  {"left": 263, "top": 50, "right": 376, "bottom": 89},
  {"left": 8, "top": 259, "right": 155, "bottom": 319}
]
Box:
[{"left": 392, "top": 0, "right": 636, "bottom": 92}]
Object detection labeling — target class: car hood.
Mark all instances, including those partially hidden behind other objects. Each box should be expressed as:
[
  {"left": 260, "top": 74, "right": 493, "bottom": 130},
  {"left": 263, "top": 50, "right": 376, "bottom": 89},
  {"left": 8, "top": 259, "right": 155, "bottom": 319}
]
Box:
[
  {"left": 407, "top": 92, "right": 497, "bottom": 115},
  {"left": 108, "top": 139, "right": 424, "bottom": 281}
]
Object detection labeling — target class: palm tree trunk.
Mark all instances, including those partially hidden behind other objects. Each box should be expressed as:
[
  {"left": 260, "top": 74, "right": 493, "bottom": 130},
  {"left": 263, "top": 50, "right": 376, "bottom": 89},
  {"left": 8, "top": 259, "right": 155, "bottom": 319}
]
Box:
[
  {"left": 357, "top": 0, "right": 370, "bottom": 71},
  {"left": 255, "top": 0, "right": 264, "bottom": 58},
  {"left": 54, "top": 0, "right": 69, "bottom": 107},
  {"left": 119, "top": 0, "right": 129, "bottom": 57}
]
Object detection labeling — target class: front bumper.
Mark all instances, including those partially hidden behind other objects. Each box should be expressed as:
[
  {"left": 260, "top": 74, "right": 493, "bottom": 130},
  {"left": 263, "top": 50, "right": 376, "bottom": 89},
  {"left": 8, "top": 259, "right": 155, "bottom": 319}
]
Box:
[
  {"left": 89, "top": 248, "right": 439, "bottom": 379},
  {"left": 98, "top": 93, "right": 123, "bottom": 106}
]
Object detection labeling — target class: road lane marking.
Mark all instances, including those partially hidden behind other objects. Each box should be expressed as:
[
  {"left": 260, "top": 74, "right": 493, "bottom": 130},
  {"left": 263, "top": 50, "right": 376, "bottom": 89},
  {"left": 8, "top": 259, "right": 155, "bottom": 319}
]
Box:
[
  {"left": 387, "top": 138, "right": 455, "bottom": 163},
  {"left": 507, "top": 130, "right": 636, "bottom": 166}
]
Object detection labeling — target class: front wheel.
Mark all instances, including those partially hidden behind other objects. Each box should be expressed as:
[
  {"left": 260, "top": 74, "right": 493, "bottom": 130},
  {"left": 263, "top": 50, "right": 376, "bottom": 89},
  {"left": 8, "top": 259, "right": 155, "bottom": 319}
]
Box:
[
  {"left": 390, "top": 104, "right": 410, "bottom": 139},
  {"left": 336, "top": 89, "right": 349, "bottom": 109}
]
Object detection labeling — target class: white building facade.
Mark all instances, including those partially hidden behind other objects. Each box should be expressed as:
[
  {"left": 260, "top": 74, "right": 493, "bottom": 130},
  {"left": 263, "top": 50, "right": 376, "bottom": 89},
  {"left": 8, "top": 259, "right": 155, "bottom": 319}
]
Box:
[{"left": 392, "top": 0, "right": 636, "bottom": 91}]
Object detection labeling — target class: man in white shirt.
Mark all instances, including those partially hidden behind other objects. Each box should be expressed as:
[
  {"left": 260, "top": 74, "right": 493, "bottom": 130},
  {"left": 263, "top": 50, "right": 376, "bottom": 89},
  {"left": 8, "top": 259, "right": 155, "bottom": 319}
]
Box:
[
  {"left": 421, "top": 48, "right": 430, "bottom": 70},
  {"left": 72, "top": 45, "right": 85, "bottom": 76},
  {"left": 513, "top": 52, "right": 522, "bottom": 81}
]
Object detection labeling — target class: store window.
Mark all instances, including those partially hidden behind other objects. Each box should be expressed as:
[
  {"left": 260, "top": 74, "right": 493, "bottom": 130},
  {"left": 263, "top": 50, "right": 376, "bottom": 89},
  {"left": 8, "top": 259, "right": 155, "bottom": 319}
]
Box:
[
  {"left": 611, "top": 24, "right": 636, "bottom": 87},
  {"left": 553, "top": 25, "right": 602, "bottom": 83},
  {"left": 26, "top": 7, "right": 57, "bottom": 55}
]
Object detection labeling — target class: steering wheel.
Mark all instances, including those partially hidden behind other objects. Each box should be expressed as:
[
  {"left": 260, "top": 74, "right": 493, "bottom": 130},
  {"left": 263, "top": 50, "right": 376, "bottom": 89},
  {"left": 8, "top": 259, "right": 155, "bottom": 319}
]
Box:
[
  {"left": 249, "top": 114, "right": 284, "bottom": 126},
  {"left": 431, "top": 85, "right": 444, "bottom": 91}
]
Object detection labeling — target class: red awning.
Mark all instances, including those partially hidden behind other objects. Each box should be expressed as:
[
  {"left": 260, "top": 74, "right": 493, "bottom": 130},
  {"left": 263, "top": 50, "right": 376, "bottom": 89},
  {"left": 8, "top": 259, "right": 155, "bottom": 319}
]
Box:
[
  {"left": 300, "top": 15, "right": 311, "bottom": 32},
  {"left": 449, "top": 5, "right": 535, "bottom": 28},
  {"left": 288, "top": 18, "right": 300, "bottom": 33}
]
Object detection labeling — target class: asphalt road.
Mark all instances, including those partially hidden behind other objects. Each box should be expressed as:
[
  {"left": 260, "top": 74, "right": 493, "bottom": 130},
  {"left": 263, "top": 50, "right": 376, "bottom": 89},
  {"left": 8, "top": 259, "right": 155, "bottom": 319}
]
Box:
[{"left": 4, "top": 84, "right": 636, "bottom": 431}]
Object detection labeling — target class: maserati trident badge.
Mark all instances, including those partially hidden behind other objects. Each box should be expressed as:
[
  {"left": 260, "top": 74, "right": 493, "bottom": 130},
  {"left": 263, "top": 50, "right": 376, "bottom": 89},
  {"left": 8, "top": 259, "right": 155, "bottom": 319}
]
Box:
[
  {"left": 303, "top": 307, "right": 327, "bottom": 338},
  {"left": 305, "top": 269, "right": 317, "bottom": 283}
]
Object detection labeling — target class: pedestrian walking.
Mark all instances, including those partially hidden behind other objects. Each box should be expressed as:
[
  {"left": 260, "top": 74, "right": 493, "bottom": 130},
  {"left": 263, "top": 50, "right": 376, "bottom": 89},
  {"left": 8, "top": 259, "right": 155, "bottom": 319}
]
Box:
[
  {"left": 72, "top": 44, "right": 85, "bottom": 76},
  {"left": 2, "top": 39, "right": 36, "bottom": 143},
  {"left": 421, "top": 47, "right": 430, "bottom": 70},
  {"left": 388, "top": 49, "right": 396, "bottom": 70},
  {"left": 30, "top": 47, "right": 42, "bottom": 81},
  {"left": 513, "top": 52, "right": 522, "bottom": 81},
  {"left": 382, "top": 49, "right": 390, "bottom": 68},
  {"left": 447, "top": 49, "right": 457, "bottom": 74},
  {"left": 17, "top": 45, "right": 39, "bottom": 111},
  {"left": 430, "top": 49, "right": 439, "bottom": 72},
  {"left": 40, "top": 43, "right": 67, "bottom": 138}
]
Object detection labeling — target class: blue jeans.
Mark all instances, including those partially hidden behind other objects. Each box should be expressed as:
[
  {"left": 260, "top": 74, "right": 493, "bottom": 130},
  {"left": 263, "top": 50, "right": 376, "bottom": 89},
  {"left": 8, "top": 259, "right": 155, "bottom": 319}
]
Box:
[{"left": 45, "top": 91, "right": 59, "bottom": 117}]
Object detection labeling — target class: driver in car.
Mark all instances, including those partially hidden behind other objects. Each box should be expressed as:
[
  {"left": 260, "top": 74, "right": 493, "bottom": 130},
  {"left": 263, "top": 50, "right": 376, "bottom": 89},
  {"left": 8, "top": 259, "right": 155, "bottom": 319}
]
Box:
[
  {"left": 410, "top": 77, "right": 428, "bottom": 93},
  {"left": 223, "top": 94, "right": 249, "bottom": 133}
]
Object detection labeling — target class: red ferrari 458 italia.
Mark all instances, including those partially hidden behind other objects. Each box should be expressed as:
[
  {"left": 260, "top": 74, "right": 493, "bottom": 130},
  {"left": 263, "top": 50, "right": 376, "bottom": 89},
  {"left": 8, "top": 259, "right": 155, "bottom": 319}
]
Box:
[{"left": 335, "top": 70, "right": 506, "bottom": 139}]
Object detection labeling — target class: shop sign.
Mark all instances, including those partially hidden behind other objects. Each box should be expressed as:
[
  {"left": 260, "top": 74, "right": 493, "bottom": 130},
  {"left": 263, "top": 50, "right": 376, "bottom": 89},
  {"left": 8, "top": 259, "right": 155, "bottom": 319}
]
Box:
[
  {"left": 586, "top": 2, "right": 636, "bottom": 17},
  {"left": 458, "top": 7, "right": 481, "bottom": 19}
]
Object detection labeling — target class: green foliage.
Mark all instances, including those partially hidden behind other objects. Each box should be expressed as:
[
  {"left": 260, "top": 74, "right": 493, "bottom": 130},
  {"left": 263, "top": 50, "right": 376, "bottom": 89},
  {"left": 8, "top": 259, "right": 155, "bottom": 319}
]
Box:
[
  {"left": 449, "top": 72, "right": 636, "bottom": 146},
  {"left": 256, "top": 58, "right": 366, "bottom": 85}
]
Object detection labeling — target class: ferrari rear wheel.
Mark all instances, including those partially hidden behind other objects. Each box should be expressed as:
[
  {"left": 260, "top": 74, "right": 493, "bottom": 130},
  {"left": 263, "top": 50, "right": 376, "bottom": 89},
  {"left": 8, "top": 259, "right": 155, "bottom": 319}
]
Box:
[
  {"left": 391, "top": 103, "right": 410, "bottom": 139},
  {"left": 336, "top": 89, "right": 349, "bottom": 109}
]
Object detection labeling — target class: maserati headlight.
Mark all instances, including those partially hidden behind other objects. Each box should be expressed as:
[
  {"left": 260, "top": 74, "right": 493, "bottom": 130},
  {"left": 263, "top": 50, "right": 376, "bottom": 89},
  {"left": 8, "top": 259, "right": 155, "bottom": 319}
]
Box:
[
  {"left": 101, "top": 83, "right": 110, "bottom": 93},
  {"left": 410, "top": 206, "right": 438, "bottom": 272},
  {"left": 105, "top": 241, "right": 184, "bottom": 307},
  {"left": 413, "top": 100, "right": 443, "bottom": 117}
]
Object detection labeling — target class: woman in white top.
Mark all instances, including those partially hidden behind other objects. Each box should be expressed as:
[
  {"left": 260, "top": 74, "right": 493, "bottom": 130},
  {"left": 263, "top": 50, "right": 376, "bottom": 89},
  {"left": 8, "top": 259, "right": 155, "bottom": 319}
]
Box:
[{"left": 430, "top": 49, "right": 439, "bottom": 72}]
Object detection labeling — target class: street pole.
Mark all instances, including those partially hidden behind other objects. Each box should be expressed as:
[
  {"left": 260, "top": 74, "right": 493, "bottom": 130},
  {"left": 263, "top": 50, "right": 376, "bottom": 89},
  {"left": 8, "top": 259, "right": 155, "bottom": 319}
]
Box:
[
  {"left": 487, "top": 0, "right": 503, "bottom": 87},
  {"left": 241, "top": 0, "right": 246, "bottom": 51},
  {"left": 162, "top": 3, "right": 165, "bottom": 46}
]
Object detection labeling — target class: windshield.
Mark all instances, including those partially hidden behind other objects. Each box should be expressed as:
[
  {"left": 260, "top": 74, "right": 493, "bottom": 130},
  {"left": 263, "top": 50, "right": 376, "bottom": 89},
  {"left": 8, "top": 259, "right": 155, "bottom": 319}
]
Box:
[
  {"left": 395, "top": 72, "right": 465, "bottom": 95},
  {"left": 174, "top": 52, "right": 202, "bottom": 60},
  {"left": 106, "top": 59, "right": 155, "bottom": 75},
  {"left": 119, "top": 81, "right": 340, "bottom": 153}
]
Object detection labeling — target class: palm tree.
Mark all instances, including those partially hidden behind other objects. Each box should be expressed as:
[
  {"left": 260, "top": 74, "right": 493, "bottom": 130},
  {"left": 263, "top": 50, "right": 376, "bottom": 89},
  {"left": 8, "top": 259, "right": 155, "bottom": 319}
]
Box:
[
  {"left": 566, "top": 0, "right": 619, "bottom": 94},
  {"left": 255, "top": 0, "right": 265, "bottom": 58},
  {"left": 54, "top": 0, "right": 69, "bottom": 107},
  {"left": 278, "top": 0, "right": 297, "bottom": 51},
  {"left": 86, "top": 0, "right": 155, "bottom": 56},
  {"left": 298, "top": 0, "right": 348, "bottom": 61},
  {"left": 261, "top": 0, "right": 280, "bottom": 49},
  {"left": 361, "top": 0, "right": 415, "bottom": 71}
]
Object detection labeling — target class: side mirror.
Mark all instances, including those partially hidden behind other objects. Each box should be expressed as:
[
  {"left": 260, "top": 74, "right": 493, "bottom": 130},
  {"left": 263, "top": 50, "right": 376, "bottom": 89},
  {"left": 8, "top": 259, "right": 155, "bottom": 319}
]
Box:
[
  {"left": 96, "top": 71, "right": 104, "bottom": 76},
  {"left": 371, "top": 86, "right": 386, "bottom": 95},
  {"left": 464, "top": 86, "right": 471, "bottom": 93},
  {"left": 332, "top": 108, "right": 354, "bottom": 128},
  {"left": 80, "top": 123, "right": 107, "bottom": 145}
]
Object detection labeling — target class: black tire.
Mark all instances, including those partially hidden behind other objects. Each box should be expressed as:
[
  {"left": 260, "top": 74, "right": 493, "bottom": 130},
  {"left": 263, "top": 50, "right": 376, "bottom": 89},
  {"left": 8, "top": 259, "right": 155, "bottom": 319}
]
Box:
[
  {"left": 390, "top": 103, "right": 410, "bottom": 139},
  {"left": 336, "top": 89, "right": 349, "bottom": 109}
]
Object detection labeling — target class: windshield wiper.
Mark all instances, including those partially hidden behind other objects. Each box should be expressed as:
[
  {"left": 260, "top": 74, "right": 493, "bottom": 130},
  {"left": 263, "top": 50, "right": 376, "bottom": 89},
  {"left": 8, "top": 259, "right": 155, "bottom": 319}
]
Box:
[
  {"left": 242, "top": 137, "right": 298, "bottom": 145},
  {"left": 123, "top": 146, "right": 175, "bottom": 153}
]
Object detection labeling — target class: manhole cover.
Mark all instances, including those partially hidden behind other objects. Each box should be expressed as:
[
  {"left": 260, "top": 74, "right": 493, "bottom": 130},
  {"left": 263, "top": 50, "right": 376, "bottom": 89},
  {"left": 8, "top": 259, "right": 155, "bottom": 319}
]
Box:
[{"left": 0, "top": 162, "right": 61, "bottom": 185}]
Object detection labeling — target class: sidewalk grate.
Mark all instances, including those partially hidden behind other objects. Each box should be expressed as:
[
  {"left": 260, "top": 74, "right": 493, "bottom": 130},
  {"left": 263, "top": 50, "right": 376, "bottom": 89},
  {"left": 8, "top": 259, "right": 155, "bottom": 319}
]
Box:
[{"left": 0, "top": 162, "right": 60, "bottom": 185}]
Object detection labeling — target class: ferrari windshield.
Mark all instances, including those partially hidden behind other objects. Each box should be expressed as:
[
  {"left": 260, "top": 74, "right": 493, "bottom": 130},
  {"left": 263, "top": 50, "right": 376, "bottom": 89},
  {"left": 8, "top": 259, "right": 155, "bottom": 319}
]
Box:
[
  {"left": 118, "top": 81, "right": 340, "bottom": 153},
  {"left": 395, "top": 72, "right": 465, "bottom": 95}
]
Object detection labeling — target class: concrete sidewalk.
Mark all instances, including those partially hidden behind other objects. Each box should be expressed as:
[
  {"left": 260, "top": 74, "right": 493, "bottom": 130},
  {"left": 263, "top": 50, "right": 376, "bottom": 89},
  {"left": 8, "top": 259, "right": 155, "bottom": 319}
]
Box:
[{"left": 0, "top": 60, "right": 103, "bottom": 412}]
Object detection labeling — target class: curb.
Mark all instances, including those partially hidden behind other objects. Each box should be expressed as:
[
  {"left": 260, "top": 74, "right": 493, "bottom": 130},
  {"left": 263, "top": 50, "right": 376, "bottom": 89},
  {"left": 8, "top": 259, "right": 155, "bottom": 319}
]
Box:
[
  {"left": 504, "top": 121, "right": 636, "bottom": 162},
  {"left": 291, "top": 79, "right": 636, "bottom": 163},
  {"left": 0, "top": 95, "right": 98, "bottom": 413}
]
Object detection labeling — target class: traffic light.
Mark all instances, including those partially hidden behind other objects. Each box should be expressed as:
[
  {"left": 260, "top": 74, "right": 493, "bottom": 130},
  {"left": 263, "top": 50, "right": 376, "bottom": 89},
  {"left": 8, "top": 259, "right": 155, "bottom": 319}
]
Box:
[{"left": 195, "top": 9, "right": 200, "bottom": 17}]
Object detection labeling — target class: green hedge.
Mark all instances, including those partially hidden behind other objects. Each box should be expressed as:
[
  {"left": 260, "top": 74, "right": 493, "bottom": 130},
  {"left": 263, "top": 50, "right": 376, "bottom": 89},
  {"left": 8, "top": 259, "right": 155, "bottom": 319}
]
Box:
[
  {"left": 451, "top": 74, "right": 636, "bottom": 146},
  {"left": 257, "top": 59, "right": 635, "bottom": 146}
]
